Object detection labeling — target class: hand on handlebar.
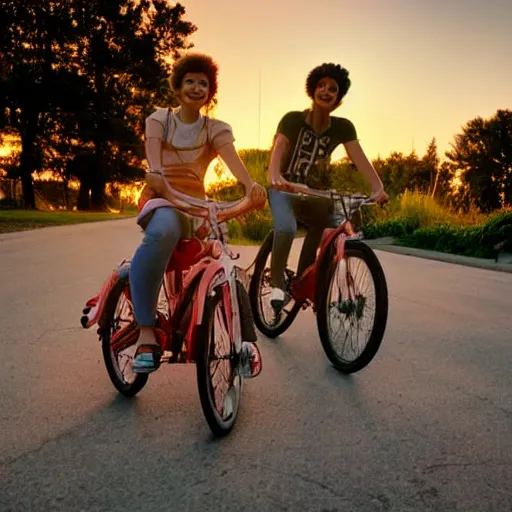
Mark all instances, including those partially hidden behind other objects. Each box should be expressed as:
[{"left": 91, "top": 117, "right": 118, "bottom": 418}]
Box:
[
  {"left": 270, "top": 175, "right": 295, "bottom": 193},
  {"left": 370, "top": 188, "right": 390, "bottom": 205},
  {"left": 211, "top": 183, "right": 266, "bottom": 224},
  {"left": 248, "top": 182, "right": 267, "bottom": 210}
]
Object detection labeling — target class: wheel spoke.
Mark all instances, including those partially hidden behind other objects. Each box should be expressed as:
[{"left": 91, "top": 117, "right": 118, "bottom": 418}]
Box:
[
  {"left": 207, "top": 300, "right": 236, "bottom": 421},
  {"left": 325, "top": 250, "right": 377, "bottom": 365},
  {"left": 109, "top": 290, "right": 138, "bottom": 385}
]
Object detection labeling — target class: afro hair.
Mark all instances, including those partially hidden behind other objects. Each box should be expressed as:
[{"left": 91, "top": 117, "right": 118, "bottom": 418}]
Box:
[
  {"left": 170, "top": 53, "right": 219, "bottom": 105},
  {"left": 305, "top": 63, "right": 351, "bottom": 105}
]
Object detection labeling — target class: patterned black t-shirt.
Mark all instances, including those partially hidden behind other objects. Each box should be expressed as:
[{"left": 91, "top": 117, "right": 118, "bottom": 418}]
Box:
[{"left": 276, "top": 110, "right": 358, "bottom": 189}]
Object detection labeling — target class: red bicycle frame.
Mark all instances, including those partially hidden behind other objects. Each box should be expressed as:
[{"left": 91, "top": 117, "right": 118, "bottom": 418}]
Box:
[
  {"left": 289, "top": 217, "right": 359, "bottom": 307},
  {"left": 83, "top": 234, "right": 244, "bottom": 364},
  {"left": 158, "top": 237, "right": 238, "bottom": 363}
]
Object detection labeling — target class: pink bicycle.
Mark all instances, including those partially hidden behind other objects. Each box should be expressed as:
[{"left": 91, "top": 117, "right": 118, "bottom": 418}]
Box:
[
  {"left": 249, "top": 185, "right": 389, "bottom": 374},
  {"left": 81, "top": 193, "right": 262, "bottom": 437}
]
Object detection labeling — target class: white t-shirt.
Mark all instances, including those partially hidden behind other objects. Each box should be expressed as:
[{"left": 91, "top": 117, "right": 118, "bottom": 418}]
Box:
[{"left": 171, "top": 109, "right": 205, "bottom": 148}]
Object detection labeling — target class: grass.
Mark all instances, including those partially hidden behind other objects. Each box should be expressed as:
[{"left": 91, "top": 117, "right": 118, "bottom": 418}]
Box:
[
  {"left": 361, "top": 191, "right": 512, "bottom": 259},
  {"left": 0, "top": 209, "right": 266, "bottom": 245},
  {"left": 227, "top": 237, "right": 260, "bottom": 246},
  {"left": 362, "top": 190, "right": 485, "bottom": 239},
  {"left": 3, "top": 189, "right": 509, "bottom": 260},
  {"left": 0, "top": 209, "right": 136, "bottom": 233}
]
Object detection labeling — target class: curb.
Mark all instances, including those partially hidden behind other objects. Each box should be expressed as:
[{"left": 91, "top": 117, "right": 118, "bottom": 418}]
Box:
[{"left": 365, "top": 239, "right": 512, "bottom": 274}]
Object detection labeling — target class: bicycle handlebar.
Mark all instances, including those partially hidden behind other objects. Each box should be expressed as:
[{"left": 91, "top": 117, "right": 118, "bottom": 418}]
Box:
[
  {"left": 281, "top": 183, "right": 376, "bottom": 217},
  {"left": 166, "top": 187, "right": 265, "bottom": 241}
]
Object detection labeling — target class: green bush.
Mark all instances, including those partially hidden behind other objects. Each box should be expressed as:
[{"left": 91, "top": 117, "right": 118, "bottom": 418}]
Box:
[
  {"left": 225, "top": 206, "right": 273, "bottom": 242},
  {"left": 238, "top": 206, "right": 273, "bottom": 241},
  {"left": 480, "top": 211, "right": 512, "bottom": 253},
  {"left": 226, "top": 218, "right": 243, "bottom": 240},
  {"left": 361, "top": 191, "right": 512, "bottom": 259},
  {"left": 395, "top": 211, "right": 512, "bottom": 258},
  {"left": 397, "top": 225, "right": 486, "bottom": 256},
  {"left": 363, "top": 217, "right": 419, "bottom": 239}
]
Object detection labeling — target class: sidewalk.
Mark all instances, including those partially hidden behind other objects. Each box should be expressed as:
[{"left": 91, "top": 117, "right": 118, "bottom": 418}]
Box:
[{"left": 365, "top": 237, "right": 512, "bottom": 274}]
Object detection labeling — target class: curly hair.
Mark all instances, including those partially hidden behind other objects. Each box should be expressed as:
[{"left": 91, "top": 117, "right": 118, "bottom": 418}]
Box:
[
  {"left": 170, "top": 53, "right": 219, "bottom": 105},
  {"left": 305, "top": 63, "right": 351, "bottom": 105}
]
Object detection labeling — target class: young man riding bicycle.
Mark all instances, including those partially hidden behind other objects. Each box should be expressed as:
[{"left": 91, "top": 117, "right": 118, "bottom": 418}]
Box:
[{"left": 267, "top": 62, "right": 389, "bottom": 311}]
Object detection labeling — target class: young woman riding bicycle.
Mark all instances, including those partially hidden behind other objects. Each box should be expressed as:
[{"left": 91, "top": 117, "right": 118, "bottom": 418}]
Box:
[
  {"left": 267, "top": 62, "right": 389, "bottom": 311},
  {"left": 131, "top": 53, "right": 266, "bottom": 373}
]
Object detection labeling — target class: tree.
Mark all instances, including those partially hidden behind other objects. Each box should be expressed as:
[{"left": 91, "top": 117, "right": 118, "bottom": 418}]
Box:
[
  {"left": 446, "top": 109, "right": 512, "bottom": 212},
  {"left": 434, "top": 161, "right": 457, "bottom": 206},
  {"left": 373, "top": 151, "right": 422, "bottom": 196},
  {"left": 0, "top": 1, "right": 79, "bottom": 208},
  {"left": 0, "top": 0, "right": 196, "bottom": 210},
  {"left": 330, "top": 158, "right": 370, "bottom": 195},
  {"left": 68, "top": 0, "right": 196, "bottom": 210},
  {"left": 423, "top": 137, "right": 440, "bottom": 196}
]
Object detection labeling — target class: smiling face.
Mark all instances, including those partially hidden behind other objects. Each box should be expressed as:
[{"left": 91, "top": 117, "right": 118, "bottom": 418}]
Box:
[
  {"left": 312, "top": 77, "right": 340, "bottom": 112},
  {"left": 177, "top": 72, "right": 210, "bottom": 110}
]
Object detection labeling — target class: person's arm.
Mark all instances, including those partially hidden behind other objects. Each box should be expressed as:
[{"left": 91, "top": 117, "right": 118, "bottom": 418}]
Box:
[
  {"left": 269, "top": 112, "right": 309, "bottom": 194},
  {"left": 144, "top": 137, "right": 173, "bottom": 201},
  {"left": 268, "top": 134, "right": 296, "bottom": 192},
  {"left": 343, "top": 140, "right": 389, "bottom": 204}
]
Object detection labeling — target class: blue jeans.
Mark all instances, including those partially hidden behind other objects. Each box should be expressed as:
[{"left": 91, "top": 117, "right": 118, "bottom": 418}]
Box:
[
  {"left": 269, "top": 189, "right": 336, "bottom": 289},
  {"left": 129, "top": 207, "right": 185, "bottom": 326}
]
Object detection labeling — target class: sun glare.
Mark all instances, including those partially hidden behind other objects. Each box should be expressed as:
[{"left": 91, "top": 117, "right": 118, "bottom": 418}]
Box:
[{"left": 0, "top": 135, "right": 20, "bottom": 158}]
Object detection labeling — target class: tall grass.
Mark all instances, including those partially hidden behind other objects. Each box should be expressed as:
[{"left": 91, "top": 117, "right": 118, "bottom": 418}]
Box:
[
  {"left": 363, "top": 190, "right": 486, "bottom": 239},
  {"left": 208, "top": 154, "right": 512, "bottom": 257},
  {"left": 363, "top": 190, "right": 511, "bottom": 258}
]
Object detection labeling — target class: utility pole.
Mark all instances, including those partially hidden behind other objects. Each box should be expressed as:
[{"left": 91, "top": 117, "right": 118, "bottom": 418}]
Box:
[{"left": 258, "top": 69, "right": 262, "bottom": 149}]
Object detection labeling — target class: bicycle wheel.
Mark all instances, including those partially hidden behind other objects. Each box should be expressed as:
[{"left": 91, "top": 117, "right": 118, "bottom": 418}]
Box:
[
  {"left": 316, "top": 239, "right": 388, "bottom": 373},
  {"left": 249, "top": 230, "right": 302, "bottom": 338},
  {"left": 196, "top": 288, "right": 242, "bottom": 437},
  {"left": 101, "top": 281, "right": 148, "bottom": 397}
]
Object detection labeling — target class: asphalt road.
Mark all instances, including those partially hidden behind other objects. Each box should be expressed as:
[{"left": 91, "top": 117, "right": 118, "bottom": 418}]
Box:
[{"left": 1, "top": 218, "right": 511, "bottom": 512}]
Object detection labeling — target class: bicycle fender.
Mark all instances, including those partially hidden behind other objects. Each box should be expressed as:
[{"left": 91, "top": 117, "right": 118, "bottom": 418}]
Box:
[
  {"left": 193, "top": 261, "right": 226, "bottom": 326},
  {"left": 80, "top": 260, "right": 130, "bottom": 330},
  {"left": 183, "top": 262, "right": 226, "bottom": 363},
  {"left": 318, "top": 227, "right": 346, "bottom": 265}
]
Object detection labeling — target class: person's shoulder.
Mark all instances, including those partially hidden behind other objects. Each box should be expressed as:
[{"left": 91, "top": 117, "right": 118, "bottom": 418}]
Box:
[
  {"left": 331, "top": 116, "right": 358, "bottom": 140},
  {"left": 331, "top": 115, "right": 355, "bottom": 128},
  {"left": 281, "top": 111, "right": 305, "bottom": 122},
  {"left": 277, "top": 111, "right": 305, "bottom": 134},
  {"left": 205, "top": 117, "right": 235, "bottom": 149},
  {"left": 206, "top": 117, "right": 233, "bottom": 139},
  {"left": 146, "top": 107, "right": 170, "bottom": 124},
  {"left": 207, "top": 117, "right": 232, "bottom": 131}
]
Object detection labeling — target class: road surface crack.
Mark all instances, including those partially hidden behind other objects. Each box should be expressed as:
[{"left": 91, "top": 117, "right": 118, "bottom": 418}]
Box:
[
  {"left": 475, "top": 395, "right": 512, "bottom": 419},
  {"left": 251, "top": 464, "right": 349, "bottom": 499},
  {"left": 424, "top": 460, "right": 511, "bottom": 474},
  {"left": 1, "top": 415, "right": 97, "bottom": 467}
]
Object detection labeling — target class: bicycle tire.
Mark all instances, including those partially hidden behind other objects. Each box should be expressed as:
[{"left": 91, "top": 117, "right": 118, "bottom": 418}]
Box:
[
  {"left": 101, "top": 281, "right": 149, "bottom": 397},
  {"left": 249, "top": 230, "right": 302, "bottom": 338},
  {"left": 316, "top": 239, "right": 388, "bottom": 373},
  {"left": 196, "top": 288, "right": 242, "bottom": 437}
]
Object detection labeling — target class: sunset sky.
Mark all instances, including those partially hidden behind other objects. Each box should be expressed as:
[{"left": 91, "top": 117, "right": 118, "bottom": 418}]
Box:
[{"left": 180, "top": 0, "right": 511, "bottom": 163}]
